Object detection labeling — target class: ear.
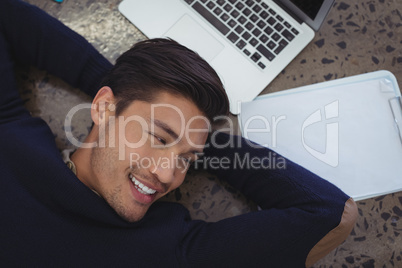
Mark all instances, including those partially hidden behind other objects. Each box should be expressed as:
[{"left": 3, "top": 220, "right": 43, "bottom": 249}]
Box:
[{"left": 91, "top": 86, "right": 116, "bottom": 126}]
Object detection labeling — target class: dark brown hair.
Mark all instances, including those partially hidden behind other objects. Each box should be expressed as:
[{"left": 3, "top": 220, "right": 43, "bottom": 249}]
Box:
[{"left": 100, "top": 38, "right": 230, "bottom": 121}]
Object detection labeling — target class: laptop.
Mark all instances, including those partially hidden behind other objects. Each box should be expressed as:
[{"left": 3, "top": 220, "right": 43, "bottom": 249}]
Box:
[{"left": 119, "top": 0, "right": 334, "bottom": 114}]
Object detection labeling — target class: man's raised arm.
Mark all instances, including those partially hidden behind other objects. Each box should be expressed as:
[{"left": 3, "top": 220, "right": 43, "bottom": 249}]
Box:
[
  {"left": 182, "top": 131, "right": 357, "bottom": 267},
  {"left": 0, "top": 0, "right": 112, "bottom": 99}
]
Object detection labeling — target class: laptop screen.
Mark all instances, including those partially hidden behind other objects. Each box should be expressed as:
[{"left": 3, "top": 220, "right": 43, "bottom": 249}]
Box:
[
  {"left": 279, "top": 0, "right": 334, "bottom": 31},
  {"left": 290, "top": 0, "right": 324, "bottom": 20}
]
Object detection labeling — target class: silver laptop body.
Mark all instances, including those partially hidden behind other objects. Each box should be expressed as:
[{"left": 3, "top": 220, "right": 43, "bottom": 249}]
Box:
[{"left": 119, "top": 0, "right": 334, "bottom": 114}]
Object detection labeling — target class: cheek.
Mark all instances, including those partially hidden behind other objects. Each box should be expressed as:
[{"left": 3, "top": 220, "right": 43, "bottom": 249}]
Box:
[
  {"left": 118, "top": 125, "right": 152, "bottom": 163},
  {"left": 116, "top": 119, "right": 148, "bottom": 148},
  {"left": 125, "top": 146, "right": 151, "bottom": 171}
]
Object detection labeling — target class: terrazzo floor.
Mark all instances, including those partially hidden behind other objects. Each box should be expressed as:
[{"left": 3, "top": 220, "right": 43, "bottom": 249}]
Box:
[{"left": 16, "top": 0, "right": 402, "bottom": 267}]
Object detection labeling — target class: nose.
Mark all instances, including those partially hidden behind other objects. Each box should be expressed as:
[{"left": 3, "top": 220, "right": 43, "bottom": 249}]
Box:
[{"left": 150, "top": 152, "right": 176, "bottom": 185}]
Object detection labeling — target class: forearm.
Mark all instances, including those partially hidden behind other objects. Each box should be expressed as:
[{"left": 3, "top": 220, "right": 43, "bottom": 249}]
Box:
[
  {"left": 188, "top": 131, "right": 357, "bottom": 267},
  {"left": 199, "top": 131, "right": 348, "bottom": 210},
  {"left": 0, "top": 0, "right": 112, "bottom": 98}
]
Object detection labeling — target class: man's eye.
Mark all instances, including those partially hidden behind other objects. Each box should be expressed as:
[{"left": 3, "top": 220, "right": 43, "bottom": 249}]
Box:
[
  {"left": 150, "top": 133, "right": 166, "bottom": 145},
  {"left": 155, "top": 136, "right": 166, "bottom": 145}
]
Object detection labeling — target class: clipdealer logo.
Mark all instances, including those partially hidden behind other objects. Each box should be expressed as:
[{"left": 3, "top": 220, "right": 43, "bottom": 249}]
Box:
[
  {"left": 302, "top": 100, "right": 339, "bottom": 167},
  {"left": 63, "top": 101, "right": 340, "bottom": 168}
]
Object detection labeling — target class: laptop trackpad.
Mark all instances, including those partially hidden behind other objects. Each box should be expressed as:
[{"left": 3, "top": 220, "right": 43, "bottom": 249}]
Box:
[{"left": 164, "top": 14, "right": 224, "bottom": 61}]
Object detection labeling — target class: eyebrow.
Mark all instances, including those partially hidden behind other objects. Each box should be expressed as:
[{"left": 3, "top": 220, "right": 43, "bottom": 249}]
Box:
[
  {"left": 151, "top": 119, "right": 204, "bottom": 155},
  {"left": 152, "top": 119, "right": 179, "bottom": 140}
]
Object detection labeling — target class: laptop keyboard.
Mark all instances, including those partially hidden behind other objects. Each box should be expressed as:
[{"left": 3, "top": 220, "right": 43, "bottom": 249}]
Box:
[{"left": 184, "top": 0, "right": 300, "bottom": 69}]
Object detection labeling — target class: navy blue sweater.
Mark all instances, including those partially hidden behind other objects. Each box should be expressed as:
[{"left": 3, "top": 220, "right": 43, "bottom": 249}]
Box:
[{"left": 0, "top": 1, "right": 354, "bottom": 267}]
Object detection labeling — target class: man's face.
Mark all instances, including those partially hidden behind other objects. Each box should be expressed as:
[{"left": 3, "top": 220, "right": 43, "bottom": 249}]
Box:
[{"left": 89, "top": 91, "right": 209, "bottom": 222}]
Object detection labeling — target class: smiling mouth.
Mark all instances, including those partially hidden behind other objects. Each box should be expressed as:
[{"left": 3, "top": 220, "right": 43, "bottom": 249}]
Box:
[{"left": 129, "top": 174, "right": 157, "bottom": 195}]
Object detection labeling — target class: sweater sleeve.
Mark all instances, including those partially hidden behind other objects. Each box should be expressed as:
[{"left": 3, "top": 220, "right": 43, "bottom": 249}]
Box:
[
  {"left": 180, "top": 132, "right": 357, "bottom": 267},
  {"left": 0, "top": 32, "right": 30, "bottom": 123},
  {"left": 0, "top": 0, "right": 112, "bottom": 99}
]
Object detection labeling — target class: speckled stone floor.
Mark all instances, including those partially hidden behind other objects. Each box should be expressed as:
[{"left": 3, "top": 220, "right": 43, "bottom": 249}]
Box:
[{"left": 17, "top": 0, "right": 402, "bottom": 267}]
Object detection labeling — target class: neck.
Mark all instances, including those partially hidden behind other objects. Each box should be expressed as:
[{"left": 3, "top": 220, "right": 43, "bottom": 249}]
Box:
[{"left": 70, "top": 129, "right": 97, "bottom": 191}]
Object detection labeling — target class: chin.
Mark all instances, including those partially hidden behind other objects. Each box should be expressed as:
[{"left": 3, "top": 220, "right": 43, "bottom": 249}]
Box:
[
  {"left": 117, "top": 211, "right": 145, "bottom": 223},
  {"left": 116, "top": 205, "right": 149, "bottom": 223},
  {"left": 125, "top": 216, "right": 143, "bottom": 223}
]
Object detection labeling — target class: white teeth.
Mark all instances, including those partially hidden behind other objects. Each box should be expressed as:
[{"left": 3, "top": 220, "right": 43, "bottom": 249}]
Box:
[{"left": 129, "top": 174, "right": 156, "bottom": 195}]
